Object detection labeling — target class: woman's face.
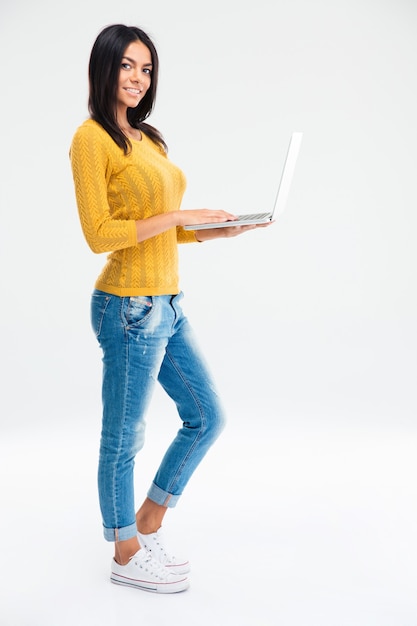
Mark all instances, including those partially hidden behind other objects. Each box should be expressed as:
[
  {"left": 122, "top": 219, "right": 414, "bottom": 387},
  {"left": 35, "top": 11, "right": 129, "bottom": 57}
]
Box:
[{"left": 116, "top": 40, "right": 153, "bottom": 115}]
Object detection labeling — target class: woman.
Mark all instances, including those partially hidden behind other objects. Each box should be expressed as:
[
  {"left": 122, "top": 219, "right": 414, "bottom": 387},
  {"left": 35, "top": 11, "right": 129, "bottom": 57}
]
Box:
[{"left": 70, "top": 23, "right": 271, "bottom": 594}]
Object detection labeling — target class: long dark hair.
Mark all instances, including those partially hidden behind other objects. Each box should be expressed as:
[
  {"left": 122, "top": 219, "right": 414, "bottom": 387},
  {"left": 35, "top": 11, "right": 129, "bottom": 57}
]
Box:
[{"left": 88, "top": 24, "right": 167, "bottom": 154}]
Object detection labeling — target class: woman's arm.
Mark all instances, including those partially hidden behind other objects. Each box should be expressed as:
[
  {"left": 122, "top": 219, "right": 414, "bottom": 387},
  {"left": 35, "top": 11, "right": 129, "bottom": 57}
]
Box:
[
  {"left": 70, "top": 127, "right": 138, "bottom": 253},
  {"left": 135, "top": 209, "right": 238, "bottom": 242}
]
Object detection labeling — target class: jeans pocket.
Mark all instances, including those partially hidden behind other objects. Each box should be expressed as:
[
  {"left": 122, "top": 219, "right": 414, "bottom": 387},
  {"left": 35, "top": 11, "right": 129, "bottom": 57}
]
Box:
[
  {"left": 125, "top": 296, "right": 154, "bottom": 327},
  {"left": 91, "top": 291, "right": 112, "bottom": 338}
]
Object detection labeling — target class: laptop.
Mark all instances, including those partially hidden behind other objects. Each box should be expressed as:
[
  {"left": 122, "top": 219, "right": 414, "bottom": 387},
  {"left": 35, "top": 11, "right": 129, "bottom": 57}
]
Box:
[{"left": 184, "top": 131, "right": 303, "bottom": 230}]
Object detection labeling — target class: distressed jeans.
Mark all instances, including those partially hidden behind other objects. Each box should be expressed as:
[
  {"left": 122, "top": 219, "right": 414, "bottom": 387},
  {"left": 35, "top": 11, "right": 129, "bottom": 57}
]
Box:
[{"left": 91, "top": 290, "right": 226, "bottom": 542}]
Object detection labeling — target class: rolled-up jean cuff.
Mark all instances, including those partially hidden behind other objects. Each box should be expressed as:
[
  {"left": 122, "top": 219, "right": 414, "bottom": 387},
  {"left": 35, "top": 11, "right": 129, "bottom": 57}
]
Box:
[
  {"left": 103, "top": 521, "right": 137, "bottom": 542},
  {"left": 148, "top": 482, "right": 180, "bottom": 508}
]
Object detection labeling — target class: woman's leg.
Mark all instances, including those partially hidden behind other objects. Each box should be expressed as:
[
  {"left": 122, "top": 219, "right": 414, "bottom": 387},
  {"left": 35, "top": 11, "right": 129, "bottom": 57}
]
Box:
[
  {"left": 91, "top": 292, "right": 170, "bottom": 560},
  {"left": 144, "top": 293, "right": 226, "bottom": 511}
]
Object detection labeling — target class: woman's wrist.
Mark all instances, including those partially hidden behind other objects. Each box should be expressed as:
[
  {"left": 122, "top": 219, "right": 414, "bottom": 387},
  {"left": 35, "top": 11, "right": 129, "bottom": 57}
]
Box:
[{"left": 174, "top": 210, "right": 184, "bottom": 228}]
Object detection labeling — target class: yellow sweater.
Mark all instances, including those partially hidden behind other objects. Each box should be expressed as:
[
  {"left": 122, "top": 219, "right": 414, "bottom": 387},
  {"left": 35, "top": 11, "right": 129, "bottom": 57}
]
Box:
[{"left": 70, "top": 119, "right": 196, "bottom": 296}]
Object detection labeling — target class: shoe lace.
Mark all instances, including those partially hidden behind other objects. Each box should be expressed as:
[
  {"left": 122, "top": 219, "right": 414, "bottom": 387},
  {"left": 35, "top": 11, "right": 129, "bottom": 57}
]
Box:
[
  {"left": 137, "top": 551, "right": 173, "bottom": 580},
  {"left": 147, "top": 530, "right": 175, "bottom": 564}
]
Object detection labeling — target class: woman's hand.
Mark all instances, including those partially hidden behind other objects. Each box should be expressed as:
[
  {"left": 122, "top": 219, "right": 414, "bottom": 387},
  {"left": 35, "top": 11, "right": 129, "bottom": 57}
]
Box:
[
  {"left": 195, "top": 221, "right": 274, "bottom": 242},
  {"left": 176, "top": 209, "right": 238, "bottom": 227}
]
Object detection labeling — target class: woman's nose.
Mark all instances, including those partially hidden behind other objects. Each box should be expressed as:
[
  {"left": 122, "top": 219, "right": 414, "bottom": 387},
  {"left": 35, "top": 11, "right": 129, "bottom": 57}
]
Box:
[{"left": 132, "top": 68, "right": 142, "bottom": 83}]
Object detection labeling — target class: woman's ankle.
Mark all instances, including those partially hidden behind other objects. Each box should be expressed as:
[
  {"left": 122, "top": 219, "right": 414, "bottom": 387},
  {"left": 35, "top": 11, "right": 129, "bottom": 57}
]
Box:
[
  {"left": 114, "top": 536, "right": 140, "bottom": 565},
  {"left": 136, "top": 498, "right": 167, "bottom": 535}
]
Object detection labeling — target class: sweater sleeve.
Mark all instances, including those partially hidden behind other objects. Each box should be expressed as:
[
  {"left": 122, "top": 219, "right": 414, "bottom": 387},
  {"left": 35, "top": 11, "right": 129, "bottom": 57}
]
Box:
[
  {"left": 70, "top": 124, "right": 137, "bottom": 254},
  {"left": 176, "top": 226, "right": 198, "bottom": 244}
]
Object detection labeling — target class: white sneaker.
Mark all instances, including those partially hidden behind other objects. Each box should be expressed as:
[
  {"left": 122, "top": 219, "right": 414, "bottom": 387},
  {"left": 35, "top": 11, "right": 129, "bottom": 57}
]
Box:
[
  {"left": 137, "top": 528, "right": 191, "bottom": 575},
  {"left": 110, "top": 548, "right": 189, "bottom": 593}
]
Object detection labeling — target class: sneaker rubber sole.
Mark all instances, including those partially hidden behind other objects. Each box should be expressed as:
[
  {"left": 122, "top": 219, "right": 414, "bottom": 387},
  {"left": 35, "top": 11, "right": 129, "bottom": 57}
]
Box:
[{"left": 110, "top": 571, "right": 190, "bottom": 593}]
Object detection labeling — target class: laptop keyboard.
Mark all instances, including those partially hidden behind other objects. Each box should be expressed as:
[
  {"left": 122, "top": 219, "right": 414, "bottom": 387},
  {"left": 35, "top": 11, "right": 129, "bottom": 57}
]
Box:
[{"left": 235, "top": 212, "right": 271, "bottom": 221}]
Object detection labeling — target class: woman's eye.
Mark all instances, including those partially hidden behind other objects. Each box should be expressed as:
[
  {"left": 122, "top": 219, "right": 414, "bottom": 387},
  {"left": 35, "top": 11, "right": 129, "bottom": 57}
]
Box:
[
  {"left": 143, "top": 68, "right": 152, "bottom": 75},
  {"left": 121, "top": 63, "right": 131, "bottom": 70}
]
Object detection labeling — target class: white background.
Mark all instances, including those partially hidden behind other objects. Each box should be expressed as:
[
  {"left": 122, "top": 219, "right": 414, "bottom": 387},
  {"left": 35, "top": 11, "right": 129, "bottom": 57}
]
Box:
[{"left": 1, "top": 0, "right": 416, "bottom": 624}]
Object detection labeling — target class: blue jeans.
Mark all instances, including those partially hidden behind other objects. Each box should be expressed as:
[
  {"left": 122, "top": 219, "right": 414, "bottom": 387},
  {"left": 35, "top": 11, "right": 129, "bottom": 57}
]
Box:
[{"left": 91, "top": 290, "right": 226, "bottom": 542}]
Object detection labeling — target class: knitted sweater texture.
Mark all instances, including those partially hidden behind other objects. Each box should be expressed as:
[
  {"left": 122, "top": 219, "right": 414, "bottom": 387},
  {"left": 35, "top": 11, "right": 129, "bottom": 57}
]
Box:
[{"left": 70, "top": 119, "right": 196, "bottom": 296}]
